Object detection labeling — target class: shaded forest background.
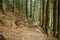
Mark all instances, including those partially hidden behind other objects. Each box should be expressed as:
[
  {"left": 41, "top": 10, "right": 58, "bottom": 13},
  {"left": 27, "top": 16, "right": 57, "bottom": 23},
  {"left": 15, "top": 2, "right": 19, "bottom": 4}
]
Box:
[{"left": 0, "top": 0, "right": 60, "bottom": 40}]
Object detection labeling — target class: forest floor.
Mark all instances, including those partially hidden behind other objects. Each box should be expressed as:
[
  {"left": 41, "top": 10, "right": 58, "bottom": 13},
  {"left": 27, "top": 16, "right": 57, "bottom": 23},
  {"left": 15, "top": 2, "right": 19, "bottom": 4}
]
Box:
[{"left": 0, "top": 10, "right": 57, "bottom": 40}]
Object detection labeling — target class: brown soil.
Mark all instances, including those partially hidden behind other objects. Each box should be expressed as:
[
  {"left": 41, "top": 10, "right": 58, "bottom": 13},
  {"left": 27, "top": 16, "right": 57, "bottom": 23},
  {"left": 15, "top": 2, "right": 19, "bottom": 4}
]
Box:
[{"left": 0, "top": 11, "right": 57, "bottom": 40}]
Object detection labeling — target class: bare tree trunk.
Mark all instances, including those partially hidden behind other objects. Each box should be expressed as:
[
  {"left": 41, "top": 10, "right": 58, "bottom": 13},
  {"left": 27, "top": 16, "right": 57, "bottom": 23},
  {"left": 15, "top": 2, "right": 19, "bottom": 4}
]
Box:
[
  {"left": 45, "top": 0, "right": 50, "bottom": 37},
  {"left": 58, "top": 0, "right": 60, "bottom": 40},
  {"left": 30, "top": 0, "right": 32, "bottom": 18},
  {"left": 26, "top": 0, "right": 28, "bottom": 18},
  {"left": 0, "top": 0, "right": 2, "bottom": 9},
  {"left": 0, "top": 0, "right": 6, "bottom": 14},
  {"left": 42, "top": 0, "right": 46, "bottom": 30},
  {"left": 53, "top": 0, "right": 58, "bottom": 37}
]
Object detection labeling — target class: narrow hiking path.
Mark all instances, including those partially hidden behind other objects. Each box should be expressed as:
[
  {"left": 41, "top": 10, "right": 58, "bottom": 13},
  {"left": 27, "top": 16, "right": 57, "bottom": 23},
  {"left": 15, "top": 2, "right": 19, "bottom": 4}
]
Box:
[{"left": 0, "top": 11, "right": 57, "bottom": 40}]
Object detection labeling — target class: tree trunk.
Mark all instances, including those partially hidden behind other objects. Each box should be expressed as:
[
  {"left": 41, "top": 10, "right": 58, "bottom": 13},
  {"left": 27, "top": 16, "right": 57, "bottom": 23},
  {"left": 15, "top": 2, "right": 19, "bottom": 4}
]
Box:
[
  {"left": 0, "top": 0, "right": 2, "bottom": 9},
  {"left": 58, "top": 0, "right": 60, "bottom": 40},
  {"left": 0, "top": 0, "right": 6, "bottom": 14},
  {"left": 26, "top": 0, "right": 28, "bottom": 18},
  {"left": 30, "top": 0, "right": 32, "bottom": 18},
  {"left": 45, "top": 0, "right": 50, "bottom": 37},
  {"left": 42, "top": 0, "right": 46, "bottom": 30},
  {"left": 53, "top": 0, "right": 58, "bottom": 37}
]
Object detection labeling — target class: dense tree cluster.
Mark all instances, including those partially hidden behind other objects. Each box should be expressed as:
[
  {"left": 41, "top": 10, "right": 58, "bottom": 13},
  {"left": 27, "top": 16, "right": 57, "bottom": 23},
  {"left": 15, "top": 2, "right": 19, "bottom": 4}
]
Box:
[{"left": 0, "top": 0, "right": 60, "bottom": 40}]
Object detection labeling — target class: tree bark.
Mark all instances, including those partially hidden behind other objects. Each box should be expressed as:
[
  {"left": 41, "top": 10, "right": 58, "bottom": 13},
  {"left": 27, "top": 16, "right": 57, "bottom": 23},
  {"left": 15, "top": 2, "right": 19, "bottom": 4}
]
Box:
[
  {"left": 58, "top": 0, "right": 60, "bottom": 40},
  {"left": 26, "top": 0, "right": 28, "bottom": 18},
  {"left": 0, "top": 0, "right": 2, "bottom": 8},
  {"left": 0, "top": 0, "right": 6, "bottom": 14},
  {"left": 53, "top": 0, "right": 58, "bottom": 37},
  {"left": 30, "top": 0, "right": 32, "bottom": 18},
  {"left": 45, "top": 0, "right": 50, "bottom": 37},
  {"left": 42, "top": 0, "right": 46, "bottom": 30}
]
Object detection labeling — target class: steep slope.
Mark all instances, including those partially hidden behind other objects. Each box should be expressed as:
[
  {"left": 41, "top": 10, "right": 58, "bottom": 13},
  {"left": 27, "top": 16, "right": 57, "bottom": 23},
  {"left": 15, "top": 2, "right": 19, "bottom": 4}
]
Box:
[{"left": 0, "top": 11, "right": 57, "bottom": 40}]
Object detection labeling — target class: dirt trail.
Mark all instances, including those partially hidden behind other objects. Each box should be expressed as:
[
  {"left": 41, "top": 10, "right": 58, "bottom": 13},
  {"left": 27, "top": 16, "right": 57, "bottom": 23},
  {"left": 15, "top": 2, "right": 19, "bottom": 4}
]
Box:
[{"left": 0, "top": 11, "right": 57, "bottom": 40}]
